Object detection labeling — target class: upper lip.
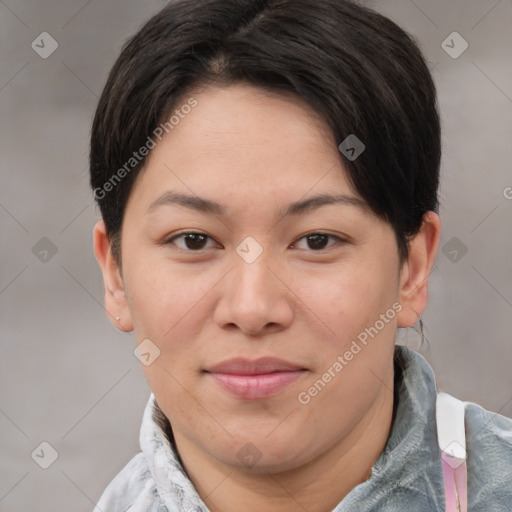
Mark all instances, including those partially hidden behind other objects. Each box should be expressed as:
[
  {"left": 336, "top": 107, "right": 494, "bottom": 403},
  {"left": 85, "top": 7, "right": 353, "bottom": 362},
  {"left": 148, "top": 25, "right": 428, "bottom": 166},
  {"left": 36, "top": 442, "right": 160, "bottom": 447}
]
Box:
[{"left": 205, "top": 357, "right": 306, "bottom": 375}]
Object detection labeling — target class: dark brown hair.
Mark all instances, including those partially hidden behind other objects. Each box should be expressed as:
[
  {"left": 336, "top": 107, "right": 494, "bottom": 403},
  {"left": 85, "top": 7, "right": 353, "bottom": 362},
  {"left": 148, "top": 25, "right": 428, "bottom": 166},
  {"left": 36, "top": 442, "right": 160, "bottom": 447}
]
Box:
[{"left": 90, "top": 0, "right": 441, "bottom": 266}]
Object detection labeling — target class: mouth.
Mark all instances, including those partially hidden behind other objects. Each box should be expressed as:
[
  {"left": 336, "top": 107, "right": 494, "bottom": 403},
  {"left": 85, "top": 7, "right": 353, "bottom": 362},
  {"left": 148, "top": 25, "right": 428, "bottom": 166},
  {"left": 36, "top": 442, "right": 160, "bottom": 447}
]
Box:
[{"left": 203, "top": 357, "right": 308, "bottom": 399}]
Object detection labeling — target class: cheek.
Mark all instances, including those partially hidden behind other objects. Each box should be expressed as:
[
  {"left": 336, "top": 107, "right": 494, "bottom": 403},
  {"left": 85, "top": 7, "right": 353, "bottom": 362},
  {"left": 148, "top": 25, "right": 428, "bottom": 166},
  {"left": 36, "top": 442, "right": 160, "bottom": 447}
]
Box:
[
  {"left": 296, "top": 267, "right": 398, "bottom": 437},
  {"left": 304, "top": 260, "right": 397, "bottom": 335},
  {"left": 125, "top": 256, "right": 212, "bottom": 337},
  {"left": 141, "top": 356, "right": 208, "bottom": 441},
  {"left": 124, "top": 257, "right": 216, "bottom": 392}
]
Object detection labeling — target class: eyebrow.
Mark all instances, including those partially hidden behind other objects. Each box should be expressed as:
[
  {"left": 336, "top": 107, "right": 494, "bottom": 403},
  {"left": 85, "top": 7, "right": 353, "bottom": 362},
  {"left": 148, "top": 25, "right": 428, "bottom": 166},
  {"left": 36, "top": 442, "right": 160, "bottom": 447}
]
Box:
[{"left": 147, "top": 191, "right": 370, "bottom": 217}]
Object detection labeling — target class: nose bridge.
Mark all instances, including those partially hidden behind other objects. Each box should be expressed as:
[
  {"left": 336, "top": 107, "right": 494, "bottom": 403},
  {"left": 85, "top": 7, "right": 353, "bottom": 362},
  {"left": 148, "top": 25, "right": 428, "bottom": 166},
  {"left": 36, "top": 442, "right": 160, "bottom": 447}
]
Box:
[
  {"left": 232, "top": 238, "right": 276, "bottom": 304},
  {"left": 214, "top": 237, "right": 293, "bottom": 334}
]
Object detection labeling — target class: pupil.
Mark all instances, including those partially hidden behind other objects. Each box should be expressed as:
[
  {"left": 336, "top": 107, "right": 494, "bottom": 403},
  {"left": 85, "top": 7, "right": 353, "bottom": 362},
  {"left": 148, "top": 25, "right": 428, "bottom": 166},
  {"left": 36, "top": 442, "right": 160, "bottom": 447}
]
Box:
[
  {"left": 185, "top": 233, "right": 207, "bottom": 250},
  {"left": 308, "top": 234, "right": 328, "bottom": 250}
]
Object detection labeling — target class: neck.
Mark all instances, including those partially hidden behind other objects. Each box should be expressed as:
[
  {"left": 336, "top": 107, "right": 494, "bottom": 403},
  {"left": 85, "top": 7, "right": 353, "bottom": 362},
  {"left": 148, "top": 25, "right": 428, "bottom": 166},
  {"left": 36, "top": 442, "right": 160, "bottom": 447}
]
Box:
[{"left": 171, "top": 372, "right": 396, "bottom": 512}]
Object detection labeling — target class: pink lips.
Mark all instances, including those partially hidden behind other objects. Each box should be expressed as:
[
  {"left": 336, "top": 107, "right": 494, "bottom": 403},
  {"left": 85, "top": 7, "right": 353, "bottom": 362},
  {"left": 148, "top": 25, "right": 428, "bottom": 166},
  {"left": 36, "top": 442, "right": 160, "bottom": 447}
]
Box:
[{"left": 204, "top": 357, "right": 307, "bottom": 399}]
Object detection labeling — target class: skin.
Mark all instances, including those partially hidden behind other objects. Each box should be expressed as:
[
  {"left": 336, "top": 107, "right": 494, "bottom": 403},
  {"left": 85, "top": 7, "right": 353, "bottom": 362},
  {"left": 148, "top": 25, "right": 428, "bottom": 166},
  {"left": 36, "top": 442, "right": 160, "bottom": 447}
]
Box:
[{"left": 94, "top": 83, "right": 441, "bottom": 511}]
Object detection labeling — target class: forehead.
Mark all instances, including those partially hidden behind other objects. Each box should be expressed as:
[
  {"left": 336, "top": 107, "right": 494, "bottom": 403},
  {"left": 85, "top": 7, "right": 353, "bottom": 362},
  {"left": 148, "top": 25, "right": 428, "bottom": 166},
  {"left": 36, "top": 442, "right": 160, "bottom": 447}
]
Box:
[
  {"left": 159, "top": 83, "right": 335, "bottom": 155},
  {"left": 130, "top": 83, "right": 364, "bottom": 213}
]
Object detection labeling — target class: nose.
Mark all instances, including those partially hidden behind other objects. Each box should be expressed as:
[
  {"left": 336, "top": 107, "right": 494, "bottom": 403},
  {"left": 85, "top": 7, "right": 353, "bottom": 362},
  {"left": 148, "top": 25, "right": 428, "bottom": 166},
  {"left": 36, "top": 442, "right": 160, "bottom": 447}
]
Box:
[{"left": 213, "top": 249, "right": 294, "bottom": 336}]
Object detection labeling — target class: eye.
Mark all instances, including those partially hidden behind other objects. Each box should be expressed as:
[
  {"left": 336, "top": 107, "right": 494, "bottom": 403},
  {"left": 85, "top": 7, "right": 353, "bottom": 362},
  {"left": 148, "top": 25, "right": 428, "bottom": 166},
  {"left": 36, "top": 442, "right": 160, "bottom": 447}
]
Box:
[
  {"left": 164, "top": 232, "right": 216, "bottom": 251},
  {"left": 292, "top": 232, "right": 345, "bottom": 251},
  {"left": 163, "top": 231, "right": 346, "bottom": 252}
]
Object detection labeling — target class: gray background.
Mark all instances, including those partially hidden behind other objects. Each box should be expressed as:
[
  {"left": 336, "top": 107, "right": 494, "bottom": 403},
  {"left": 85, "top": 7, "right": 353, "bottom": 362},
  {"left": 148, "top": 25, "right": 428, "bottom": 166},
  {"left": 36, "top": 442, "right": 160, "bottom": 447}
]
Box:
[{"left": 1, "top": 0, "right": 511, "bottom": 510}]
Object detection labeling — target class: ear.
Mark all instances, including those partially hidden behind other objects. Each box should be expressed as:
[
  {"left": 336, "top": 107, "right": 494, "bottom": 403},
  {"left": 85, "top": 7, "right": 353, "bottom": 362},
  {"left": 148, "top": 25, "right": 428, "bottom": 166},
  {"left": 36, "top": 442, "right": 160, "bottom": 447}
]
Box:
[
  {"left": 93, "top": 220, "right": 134, "bottom": 332},
  {"left": 396, "top": 211, "right": 441, "bottom": 327}
]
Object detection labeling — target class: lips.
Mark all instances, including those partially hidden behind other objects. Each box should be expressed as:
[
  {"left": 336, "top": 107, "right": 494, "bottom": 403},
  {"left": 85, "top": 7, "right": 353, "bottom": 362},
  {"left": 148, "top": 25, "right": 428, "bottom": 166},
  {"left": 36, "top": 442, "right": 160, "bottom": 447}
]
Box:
[
  {"left": 204, "top": 357, "right": 307, "bottom": 399},
  {"left": 205, "top": 357, "right": 306, "bottom": 375}
]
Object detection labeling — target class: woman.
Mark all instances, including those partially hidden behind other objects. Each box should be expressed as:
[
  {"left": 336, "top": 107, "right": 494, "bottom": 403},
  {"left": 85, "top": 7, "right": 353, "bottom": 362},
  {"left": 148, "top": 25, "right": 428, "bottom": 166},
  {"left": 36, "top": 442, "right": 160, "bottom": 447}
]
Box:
[{"left": 90, "top": 0, "right": 512, "bottom": 510}]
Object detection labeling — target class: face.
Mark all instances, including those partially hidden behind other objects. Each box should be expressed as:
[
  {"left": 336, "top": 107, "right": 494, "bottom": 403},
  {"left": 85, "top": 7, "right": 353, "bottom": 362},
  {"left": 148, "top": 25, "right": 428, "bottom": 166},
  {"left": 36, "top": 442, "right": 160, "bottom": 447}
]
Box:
[{"left": 96, "top": 83, "right": 434, "bottom": 474}]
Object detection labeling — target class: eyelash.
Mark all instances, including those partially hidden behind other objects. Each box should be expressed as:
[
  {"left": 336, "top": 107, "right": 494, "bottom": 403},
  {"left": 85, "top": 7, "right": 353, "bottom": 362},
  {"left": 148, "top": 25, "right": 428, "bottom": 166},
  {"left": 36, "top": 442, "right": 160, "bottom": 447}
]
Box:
[{"left": 162, "top": 231, "right": 347, "bottom": 252}]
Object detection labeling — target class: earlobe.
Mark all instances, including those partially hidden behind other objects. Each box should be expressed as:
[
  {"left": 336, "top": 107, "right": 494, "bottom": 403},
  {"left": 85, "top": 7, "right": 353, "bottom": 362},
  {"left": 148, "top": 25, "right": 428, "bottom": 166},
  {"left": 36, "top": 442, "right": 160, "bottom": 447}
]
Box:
[
  {"left": 397, "top": 212, "right": 441, "bottom": 328},
  {"left": 93, "top": 220, "right": 134, "bottom": 332}
]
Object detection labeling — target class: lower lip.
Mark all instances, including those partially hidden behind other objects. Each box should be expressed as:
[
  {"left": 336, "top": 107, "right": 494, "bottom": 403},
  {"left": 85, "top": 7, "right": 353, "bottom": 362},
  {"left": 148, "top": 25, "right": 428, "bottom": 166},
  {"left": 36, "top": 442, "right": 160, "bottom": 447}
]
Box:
[{"left": 207, "top": 371, "right": 306, "bottom": 399}]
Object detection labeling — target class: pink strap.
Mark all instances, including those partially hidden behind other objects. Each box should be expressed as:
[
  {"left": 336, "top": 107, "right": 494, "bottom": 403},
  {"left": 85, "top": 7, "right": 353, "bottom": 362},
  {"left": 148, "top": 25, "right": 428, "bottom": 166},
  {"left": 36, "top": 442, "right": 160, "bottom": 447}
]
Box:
[
  {"left": 441, "top": 458, "right": 468, "bottom": 512},
  {"left": 436, "top": 391, "right": 468, "bottom": 512}
]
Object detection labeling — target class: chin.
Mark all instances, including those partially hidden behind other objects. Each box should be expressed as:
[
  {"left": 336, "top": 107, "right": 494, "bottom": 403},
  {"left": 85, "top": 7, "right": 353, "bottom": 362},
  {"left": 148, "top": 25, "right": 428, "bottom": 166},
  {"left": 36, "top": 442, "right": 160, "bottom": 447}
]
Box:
[{"left": 214, "top": 434, "right": 314, "bottom": 475}]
